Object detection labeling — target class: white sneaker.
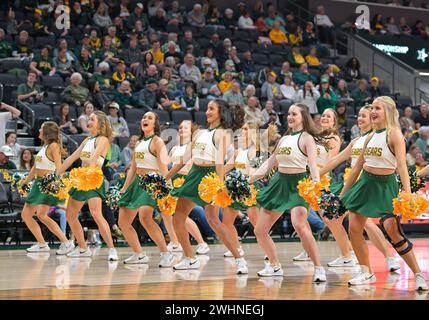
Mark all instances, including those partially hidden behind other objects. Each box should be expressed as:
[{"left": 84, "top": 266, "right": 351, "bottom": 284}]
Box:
[
  {"left": 257, "top": 263, "right": 284, "bottom": 277},
  {"left": 415, "top": 273, "right": 429, "bottom": 291},
  {"left": 167, "top": 242, "right": 183, "bottom": 252},
  {"left": 327, "top": 256, "right": 355, "bottom": 267},
  {"left": 236, "top": 258, "right": 248, "bottom": 275},
  {"left": 350, "top": 251, "right": 359, "bottom": 264},
  {"left": 224, "top": 247, "right": 245, "bottom": 258},
  {"left": 67, "top": 247, "right": 92, "bottom": 258},
  {"left": 386, "top": 257, "right": 400, "bottom": 272},
  {"left": 56, "top": 241, "right": 75, "bottom": 255},
  {"left": 348, "top": 271, "right": 376, "bottom": 286},
  {"left": 196, "top": 242, "right": 210, "bottom": 255},
  {"left": 292, "top": 251, "right": 310, "bottom": 261},
  {"left": 108, "top": 248, "right": 119, "bottom": 261},
  {"left": 26, "top": 243, "right": 50, "bottom": 253},
  {"left": 173, "top": 257, "right": 201, "bottom": 270},
  {"left": 313, "top": 267, "right": 327, "bottom": 282},
  {"left": 159, "top": 252, "right": 175, "bottom": 268},
  {"left": 124, "top": 253, "right": 149, "bottom": 264}
]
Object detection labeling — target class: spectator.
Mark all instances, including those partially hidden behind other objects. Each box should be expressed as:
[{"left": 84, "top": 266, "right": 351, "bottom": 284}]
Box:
[
  {"left": 167, "top": 1, "right": 185, "bottom": 26},
  {"left": 295, "top": 80, "right": 320, "bottom": 115},
  {"left": 303, "top": 22, "right": 318, "bottom": 47},
  {"left": 294, "top": 63, "right": 317, "bottom": 85},
  {"left": 62, "top": 73, "right": 90, "bottom": 107},
  {"left": 207, "top": 33, "right": 224, "bottom": 59},
  {"left": 179, "top": 54, "right": 202, "bottom": 84},
  {"left": 280, "top": 75, "right": 298, "bottom": 103},
  {"left": 106, "top": 26, "right": 122, "bottom": 50},
  {"left": 162, "top": 67, "right": 179, "bottom": 92},
  {"left": 137, "top": 78, "right": 158, "bottom": 111},
  {"left": 321, "top": 64, "right": 339, "bottom": 87},
  {"left": 19, "top": 148, "right": 34, "bottom": 171},
  {"left": 369, "top": 76, "right": 382, "bottom": 100},
  {"left": 30, "top": 45, "right": 56, "bottom": 77},
  {"left": 345, "top": 57, "right": 361, "bottom": 81},
  {"left": 149, "top": 40, "right": 165, "bottom": 65},
  {"left": 58, "top": 103, "right": 78, "bottom": 135},
  {"left": 165, "top": 41, "right": 183, "bottom": 65},
  {"left": 351, "top": 79, "right": 371, "bottom": 108},
  {"left": 261, "top": 100, "right": 281, "bottom": 126},
  {"left": 127, "top": 3, "right": 149, "bottom": 30},
  {"left": 399, "top": 17, "right": 412, "bottom": 35},
  {"left": 179, "top": 30, "right": 201, "bottom": 57},
  {"left": 201, "top": 48, "right": 219, "bottom": 74},
  {"left": 400, "top": 106, "right": 416, "bottom": 131},
  {"left": 93, "top": 62, "right": 113, "bottom": 90},
  {"left": 261, "top": 72, "right": 283, "bottom": 102},
  {"left": 135, "top": 52, "right": 155, "bottom": 80},
  {"left": 269, "top": 21, "right": 289, "bottom": 44},
  {"left": 197, "top": 68, "right": 218, "bottom": 99},
  {"left": 317, "top": 78, "right": 337, "bottom": 113},
  {"left": 305, "top": 47, "right": 322, "bottom": 68},
  {"left": 115, "top": 80, "right": 135, "bottom": 109},
  {"left": 288, "top": 45, "right": 305, "bottom": 68},
  {"left": 414, "top": 103, "right": 429, "bottom": 128},
  {"left": 106, "top": 135, "right": 123, "bottom": 177},
  {"left": 88, "top": 79, "right": 110, "bottom": 111},
  {"left": 265, "top": 6, "right": 286, "bottom": 32},
  {"left": 6, "top": 10, "right": 21, "bottom": 36},
  {"left": 335, "top": 102, "right": 347, "bottom": 129},
  {"left": 206, "top": 6, "right": 222, "bottom": 25},
  {"left": 89, "top": 29, "right": 102, "bottom": 51},
  {"left": 313, "top": 5, "right": 335, "bottom": 44},
  {"left": 244, "top": 96, "right": 265, "bottom": 127},
  {"left": 371, "top": 13, "right": 386, "bottom": 34},
  {"left": 289, "top": 26, "right": 303, "bottom": 45},
  {"left": 136, "top": 64, "right": 159, "bottom": 91},
  {"left": 254, "top": 16, "right": 268, "bottom": 33},
  {"left": 53, "top": 38, "right": 77, "bottom": 61},
  {"left": 157, "top": 79, "right": 176, "bottom": 110},
  {"left": 407, "top": 144, "right": 425, "bottom": 167},
  {"left": 150, "top": 8, "right": 168, "bottom": 32},
  {"left": 78, "top": 102, "right": 95, "bottom": 134},
  {"left": 0, "top": 28, "right": 12, "bottom": 59},
  {"left": 70, "top": 1, "right": 92, "bottom": 28},
  {"left": 218, "top": 71, "right": 234, "bottom": 95},
  {"left": 54, "top": 48, "right": 74, "bottom": 79},
  {"left": 252, "top": 0, "right": 265, "bottom": 20},
  {"left": 121, "top": 135, "right": 139, "bottom": 168},
  {"left": 17, "top": 71, "right": 43, "bottom": 103},
  {"left": 187, "top": 4, "right": 206, "bottom": 27},
  {"left": 93, "top": 3, "right": 112, "bottom": 29},
  {"left": 96, "top": 37, "right": 120, "bottom": 66},
  {"left": 0, "top": 146, "right": 17, "bottom": 170},
  {"left": 5, "top": 131, "right": 22, "bottom": 164},
  {"left": 12, "top": 30, "right": 33, "bottom": 58},
  {"left": 240, "top": 51, "right": 257, "bottom": 83},
  {"left": 223, "top": 81, "right": 245, "bottom": 108},
  {"left": 111, "top": 60, "right": 136, "bottom": 88},
  {"left": 107, "top": 102, "right": 130, "bottom": 138},
  {"left": 181, "top": 83, "right": 200, "bottom": 111},
  {"left": 238, "top": 10, "right": 256, "bottom": 29},
  {"left": 223, "top": 8, "right": 238, "bottom": 30},
  {"left": 386, "top": 17, "right": 401, "bottom": 35},
  {"left": 415, "top": 126, "right": 429, "bottom": 155},
  {"left": 75, "top": 47, "right": 95, "bottom": 80},
  {"left": 243, "top": 84, "right": 256, "bottom": 104},
  {"left": 335, "top": 79, "right": 353, "bottom": 103},
  {"left": 313, "top": 113, "right": 322, "bottom": 131},
  {"left": 122, "top": 38, "right": 142, "bottom": 74}
]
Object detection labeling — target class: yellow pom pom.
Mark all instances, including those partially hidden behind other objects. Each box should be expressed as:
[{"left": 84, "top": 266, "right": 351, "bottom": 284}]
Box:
[
  {"left": 51, "top": 176, "right": 72, "bottom": 200},
  {"left": 298, "top": 178, "right": 322, "bottom": 211},
  {"left": 214, "top": 187, "right": 233, "bottom": 208},
  {"left": 393, "top": 191, "right": 429, "bottom": 221},
  {"left": 198, "top": 172, "right": 223, "bottom": 204},
  {"left": 343, "top": 167, "right": 351, "bottom": 183},
  {"left": 69, "top": 165, "right": 104, "bottom": 191},
  {"left": 320, "top": 174, "right": 331, "bottom": 191},
  {"left": 242, "top": 185, "right": 258, "bottom": 207},
  {"left": 157, "top": 194, "right": 177, "bottom": 216},
  {"left": 173, "top": 177, "right": 185, "bottom": 188}
]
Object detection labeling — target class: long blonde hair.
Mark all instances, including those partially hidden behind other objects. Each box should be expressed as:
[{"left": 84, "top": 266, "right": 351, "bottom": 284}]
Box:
[
  {"left": 374, "top": 96, "right": 399, "bottom": 135},
  {"left": 94, "top": 110, "right": 113, "bottom": 140}
]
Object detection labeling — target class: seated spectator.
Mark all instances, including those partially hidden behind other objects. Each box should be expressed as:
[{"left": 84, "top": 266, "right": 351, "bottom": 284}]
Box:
[
  {"left": 115, "top": 80, "right": 135, "bottom": 110},
  {"left": 280, "top": 75, "right": 298, "bottom": 103},
  {"left": 62, "top": 73, "right": 90, "bottom": 107},
  {"left": 197, "top": 67, "right": 217, "bottom": 99},
  {"left": 277, "top": 62, "right": 293, "bottom": 85},
  {"left": 105, "top": 26, "right": 122, "bottom": 50},
  {"left": 167, "top": 1, "right": 185, "bottom": 26},
  {"left": 371, "top": 13, "right": 386, "bottom": 34},
  {"left": 345, "top": 57, "right": 361, "bottom": 82},
  {"left": 121, "top": 135, "right": 139, "bottom": 169},
  {"left": 414, "top": 103, "right": 429, "bottom": 129},
  {"left": 288, "top": 45, "right": 305, "bottom": 68},
  {"left": 314, "top": 5, "right": 335, "bottom": 44},
  {"left": 5, "top": 131, "right": 22, "bottom": 165},
  {"left": 96, "top": 37, "right": 120, "bottom": 66},
  {"left": 53, "top": 38, "right": 77, "bottom": 61},
  {"left": 240, "top": 51, "right": 257, "bottom": 83},
  {"left": 75, "top": 47, "right": 95, "bottom": 80},
  {"left": 54, "top": 48, "right": 74, "bottom": 79},
  {"left": 369, "top": 76, "right": 382, "bottom": 100},
  {"left": 303, "top": 21, "right": 317, "bottom": 46},
  {"left": 238, "top": 10, "right": 256, "bottom": 29},
  {"left": 78, "top": 102, "right": 95, "bottom": 134},
  {"left": 149, "top": 40, "right": 165, "bottom": 65},
  {"left": 269, "top": 21, "right": 289, "bottom": 44},
  {"left": 223, "top": 81, "right": 245, "bottom": 108},
  {"left": 305, "top": 47, "right": 322, "bottom": 68},
  {"left": 89, "top": 29, "right": 102, "bottom": 51},
  {"left": 150, "top": 8, "right": 167, "bottom": 32},
  {"left": 12, "top": 30, "right": 33, "bottom": 59},
  {"left": 244, "top": 96, "right": 265, "bottom": 127},
  {"left": 137, "top": 78, "right": 158, "bottom": 111},
  {"left": 335, "top": 102, "right": 347, "bottom": 129},
  {"left": 261, "top": 100, "right": 281, "bottom": 126},
  {"left": 223, "top": 8, "right": 238, "bottom": 30},
  {"left": 180, "top": 54, "right": 202, "bottom": 84},
  {"left": 19, "top": 148, "right": 34, "bottom": 171},
  {"left": 335, "top": 79, "right": 353, "bottom": 103},
  {"left": 289, "top": 26, "right": 303, "bottom": 45},
  {"left": 107, "top": 102, "right": 130, "bottom": 138},
  {"left": 294, "top": 63, "right": 317, "bottom": 86},
  {"left": 243, "top": 85, "right": 256, "bottom": 104},
  {"left": 206, "top": 6, "right": 222, "bottom": 25},
  {"left": 254, "top": 16, "right": 268, "bottom": 33},
  {"left": 218, "top": 71, "right": 234, "bottom": 94},
  {"left": 320, "top": 64, "right": 339, "bottom": 87},
  {"left": 122, "top": 38, "right": 142, "bottom": 75},
  {"left": 105, "top": 136, "right": 123, "bottom": 178},
  {"left": 58, "top": 103, "right": 78, "bottom": 135},
  {"left": 162, "top": 67, "right": 179, "bottom": 92},
  {"left": 179, "top": 30, "right": 201, "bottom": 57},
  {"left": 165, "top": 41, "right": 183, "bottom": 65},
  {"left": 221, "top": 59, "right": 243, "bottom": 83},
  {"left": 93, "top": 62, "right": 114, "bottom": 90},
  {"left": 261, "top": 72, "right": 283, "bottom": 102},
  {"left": 93, "top": 3, "right": 112, "bottom": 29},
  {"left": 30, "top": 45, "right": 56, "bottom": 77},
  {"left": 201, "top": 48, "right": 219, "bottom": 74},
  {"left": 88, "top": 79, "right": 110, "bottom": 111},
  {"left": 187, "top": 4, "right": 206, "bottom": 27},
  {"left": 416, "top": 126, "right": 429, "bottom": 159},
  {"left": 399, "top": 17, "right": 412, "bottom": 36},
  {"left": 351, "top": 79, "right": 371, "bottom": 109},
  {"left": 317, "top": 78, "right": 337, "bottom": 113},
  {"left": 400, "top": 106, "right": 416, "bottom": 131},
  {"left": 265, "top": 6, "right": 286, "bottom": 32},
  {"left": 70, "top": 1, "right": 92, "bottom": 28},
  {"left": 386, "top": 17, "right": 401, "bottom": 35},
  {"left": 6, "top": 10, "right": 20, "bottom": 37},
  {"left": 295, "top": 80, "right": 320, "bottom": 115},
  {"left": 0, "top": 146, "right": 17, "bottom": 170},
  {"left": 181, "top": 83, "right": 200, "bottom": 111},
  {"left": 112, "top": 60, "right": 136, "bottom": 88},
  {"left": 17, "top": 72, "right": 43, "bottom": 104},
  {"left": 0, "top": 28, "right": 12, "bottom": 59},
  {"left": 407, "top": 144, "right": 425, "bottom": 167},
  {"left": 157, "top": 79, "right": 176, "bottom": 110}
]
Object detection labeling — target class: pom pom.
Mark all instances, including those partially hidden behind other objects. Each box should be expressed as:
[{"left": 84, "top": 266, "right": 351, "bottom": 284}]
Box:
[
  {"left": 242, "top": 184, "right": 258, "bottom": 207},
  {"left": 172, "top": 176, "right": 185, "bottom": 189},
  {"left": 393, "top": 191, "right": 429, "bottom": 221},
  {"left": 343, "top": 167, "right": 351, "bottom": 183},
  {"left": 11, "top": 172, "right": 32, "bottom": 197},
  {"left": 197, "top": 172, "right": 233, "bottom": 208},
  {"left": 157, "top": 194, "right": 177, "bottom": 216},
  {"left": 106, "top": 184, "right": 122, "bottom": 210},
  {"left": 214, "top": 187, "right": 233, "bottom": 208},
  {"left": 139, "top": 172, "right": 169, "bottom": 198},
  {"left": 225, "top": 169, "right": 252, "bottom": 203},
  {"left": 69, "top": 166, "right": 104, "bottom": 191},
  {"left": 318, "top": 189, "right": 347, "bottom": 220},
  {"left": 320, "top": 174, "right": 331, "bottom": 191},
  {"left": 38, "top": 173, "right": 72, "bottom": 200},
  {"left": 298, "top": 177, "right": 323, "bottom": 211}
]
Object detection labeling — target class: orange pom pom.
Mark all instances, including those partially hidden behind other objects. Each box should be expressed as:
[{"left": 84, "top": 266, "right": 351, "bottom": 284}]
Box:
[
  {"left": 393, "top": 191, "right": 429, "bottom": 221},
  {"left": 173, "top": 176, "right": 185, "bottom": 188},
  {"left": 242, "top": 185, "right": 258, "bottom": 207},
  {"left": 69, "top": 165, "right": 104, "bottom": 191},
  {"left": 198, "top": 172, "right": 223, "bottom": 204},
  {"left": 52, "top": 176, "right": 72, "bottom": 200},
  {"left": 157, "top": 194, "right": 177, "bottom": 216},
  {"left": 214, "top": 187, "right": 233, "bottom": 208},
  {"left": 320, "top": 174, "right": 331, "bottom": 191},
  {"left": 298, "top": 178, "right": 323, "bottom": 211}
]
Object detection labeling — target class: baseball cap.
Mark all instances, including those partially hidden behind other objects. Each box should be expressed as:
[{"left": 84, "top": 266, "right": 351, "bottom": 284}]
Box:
[
  {"left": 108, "top": 102, "right": 120, "bottom": 109},
  {"left": 0, "top": 145, "right": 14, "bottom": 157},
  {"left": 159, "top": 79, "right": 169, "bottom": 86},
  {"left": 371, "top": 76, "right": 379, "bottom": 82},
  {"left": 136, "top": 3, "right": 143, "bottom": 9},
  {"left": 320, "top": 77, "right": 329, "bottom": 84},
  {"left": 147, "top": 78, "right": 158, "bottom": 85},
  {"left": 225, "top": 59, "right": 235, "bottom": 67},
  {"left": 202, "top": 58, "right": 212, "bottom": 65}
]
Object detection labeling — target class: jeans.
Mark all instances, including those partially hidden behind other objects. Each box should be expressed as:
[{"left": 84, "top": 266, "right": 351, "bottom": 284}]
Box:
[
  {"left": 189, "top": 206, "right": 223, "bottom": 238},
  {"left": 307, "top": 208, "right": 325, "bottom": 232},
  {"left": 48, "top": 209, "right": 67, "bottom": 234}
]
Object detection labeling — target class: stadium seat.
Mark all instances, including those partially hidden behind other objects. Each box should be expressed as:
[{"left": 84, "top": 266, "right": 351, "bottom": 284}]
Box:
[
  {"left": 153, "top": 109, "right": 171, "bottom": 124},
  {"left": 171, "top": 110, "right": 192, "bottom": 124},
  {"left": 124, "top": 108, "right": 146, "bottom": 123},
  {"left": 42, "top": 75, "right": 65, "bottom": 88},
  {"left": 193, "top": 111, "right": 207, "bottom": 127},
  {"left": 396, "top": 95, "right": 412, "bottom": 108},
  {"left": 199, "top": 98, "right": 209, "bottom": 112},
  {"left": 117, "top": 136, "right": 130, "bottom": 150},
  {"left": 128, "top": 123, "right": 141, "bottom": 136}
]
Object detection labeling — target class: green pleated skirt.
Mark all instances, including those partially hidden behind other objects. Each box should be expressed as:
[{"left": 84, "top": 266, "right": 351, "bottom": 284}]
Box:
[
  {"left": 69, "top": 179, "right": 107, "bottom": 202},
  {"left": 330, "top": 180, "right": 344, "bottom": 196},
  {"left": 257, "top": 172, "right": 309, "bottom": 212},
  {"left": 118, "top": 175, "right": 157, "bottom": 209},
  {"left": 340, "top": 170, "right": 398, "bottom": 218},
  {"left": 170, "top": 165, "right": 215, "bottom": 207},
  {"left": 26, "top": 177, "right": 64, "bottom": 206}
]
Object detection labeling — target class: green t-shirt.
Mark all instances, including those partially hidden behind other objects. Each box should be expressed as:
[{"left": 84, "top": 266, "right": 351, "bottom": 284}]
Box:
[
  {"left": 34, "top": 55, "right": 54, "bottom": 74},
  {"left": 17, "top": 83, "right": 42, "bottom": 96}
]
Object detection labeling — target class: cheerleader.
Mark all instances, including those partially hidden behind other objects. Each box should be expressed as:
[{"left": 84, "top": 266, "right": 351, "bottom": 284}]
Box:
[
  {"left": 58, "top": 111, "right": 118, "bottom": 261},
  {"left": 117, "top": 112, "right": 174, "bottom": 267},
  {"left": 320, "top": 105, "right": 400, "bottom": 272},
  {"left": 166, "top": 99, "right": 248, "bottom": 274},
  {"left": 222, "top": 123, "right": 261, "bottom": 258},
  {"left": 340, "top": 96, "right": 427, "bottom": 290},
  {"left": 167, "top": 120, "right": 210, "bottom": 255},
  {"left": 21, "top": 122, "right": 74, "bottom": 255},
  {"left": 250, "top": 103, "right": 327, "bottom": 281}
]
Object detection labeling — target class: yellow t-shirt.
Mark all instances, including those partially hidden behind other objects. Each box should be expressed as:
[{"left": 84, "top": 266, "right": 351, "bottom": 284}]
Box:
[
  {"left": 218, "top": 80, "right": 232, "bottom": 94},
  {"left": 305, "top": 55, "right": 320, "bottom": 66},
  {"left": 293, "top": 53, "right": 305, "bottom": 65},
  {"left": 289, "top": 34, "right": 302, "bottom": 45},
  {"left": 150, "top": 49, "right": 165, "bottom": 64},
  {"left": 269, "top": 29, "right": 288, "bottom": 44}
]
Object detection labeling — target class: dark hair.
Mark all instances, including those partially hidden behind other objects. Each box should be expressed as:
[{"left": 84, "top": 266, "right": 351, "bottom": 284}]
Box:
[
  {"left": 139, "top": 111, "right": 161, "bottom": 140},
  {"left": 346, "top": 57, "right": 360, "bottom": 70},
  {"left": 19, "top": 148, "right": 34, "bottom": 170},
  {"left": 87, "top": 79, "right": 98, "bottom": 92},
  {"left": 59, "top": 103, "right": 71, "bottom": 124},
  {"left": 208, "top": 99, "right": 244, "bottom": 131},
  {"left": 5, "top": 131, "right": 16, "bottom": 141}
]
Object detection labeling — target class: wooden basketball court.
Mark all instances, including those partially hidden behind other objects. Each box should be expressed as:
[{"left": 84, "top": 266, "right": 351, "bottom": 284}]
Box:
[{"left": 0, "top": 240, "right": 428, "bottom": 300}]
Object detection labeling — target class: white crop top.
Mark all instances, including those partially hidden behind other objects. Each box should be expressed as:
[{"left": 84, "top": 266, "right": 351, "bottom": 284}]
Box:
[
  {"left": 192, "top": 128, "right": 217, "bottom": 163},
  {"left": 316, "top": 143, "right": 329, "bottom": 168},
  {"left": 350, "top": 130, "right": 372, "bottom": 167},
  {"left": 235, "top": 147, "right": 250, "bottom": 174},
  {"left": 80, "top": 137, "right": 105, "bottom": 167},
  {"left": 135, "top": 136, "right": 160, "bottom": 171},
  {"left": 171, "top": 142, "right": 191, "bottom": 174},
  {"left": 35, "top": 145, "right": 56, "bottom": 171},
  {"left": 364, "top": 129, "right": 397, "bottom": 170},
  {"left": 276, "top": 131, "right": 307, "bottom": 169}
]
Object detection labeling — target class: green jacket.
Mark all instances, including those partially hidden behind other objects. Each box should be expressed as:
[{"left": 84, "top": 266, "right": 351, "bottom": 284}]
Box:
[
  {"left": 352, "top": 89, "right": 370, "bottom": 108},
  {"left": 317, "top": 88, "right": 337, "bottom": 114},
  {"left": 0, "top": 40, "right": 12, "bottom": 59}
]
